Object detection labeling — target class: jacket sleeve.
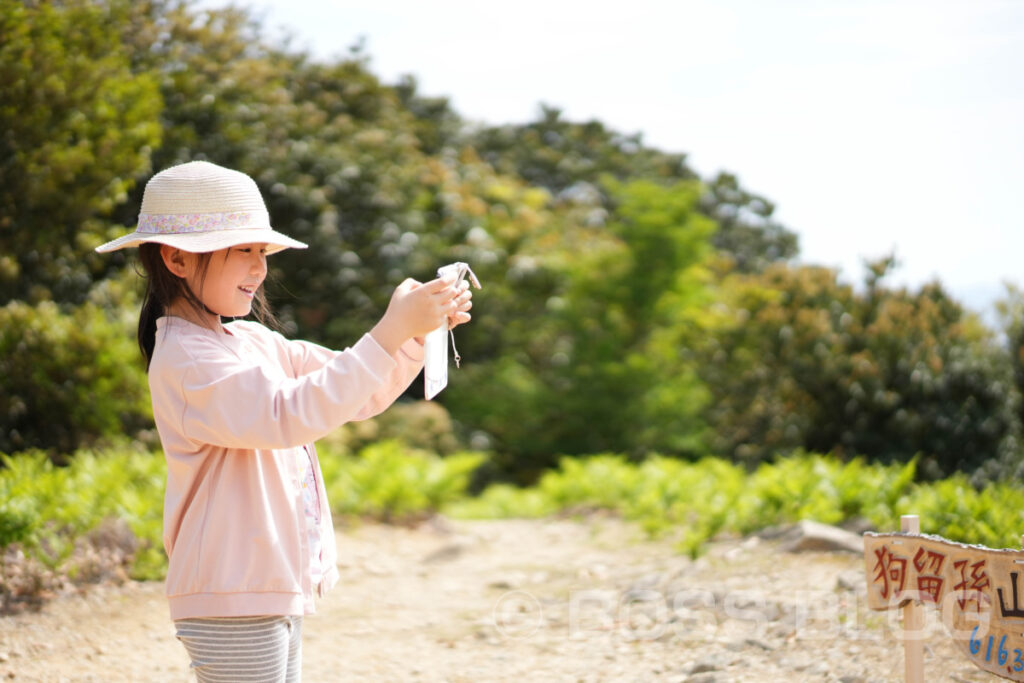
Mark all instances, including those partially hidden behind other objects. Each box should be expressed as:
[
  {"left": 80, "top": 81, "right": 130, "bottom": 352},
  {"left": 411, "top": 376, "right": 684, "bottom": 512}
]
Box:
[
  {"left": 176, "top": 333, "right": 418, "bottom": 450},
  {"left": 280, "top": 333, "right": 426, "bottom": 422}
]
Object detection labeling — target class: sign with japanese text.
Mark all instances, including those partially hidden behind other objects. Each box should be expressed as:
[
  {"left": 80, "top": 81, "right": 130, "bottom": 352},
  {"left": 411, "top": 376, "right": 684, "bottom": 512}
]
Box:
[{"left": 865, "top": 532, "right": 1024, "bottom": 681}]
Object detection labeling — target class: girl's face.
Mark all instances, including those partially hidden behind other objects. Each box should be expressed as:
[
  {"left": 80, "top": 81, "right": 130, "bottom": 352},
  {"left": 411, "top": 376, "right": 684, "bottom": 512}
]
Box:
[
  {"left": 197, "top": 244, "right": 269, "bottom": 318},
  {"left": 162, "top": 243, "right": 269, "bottom": 324}
]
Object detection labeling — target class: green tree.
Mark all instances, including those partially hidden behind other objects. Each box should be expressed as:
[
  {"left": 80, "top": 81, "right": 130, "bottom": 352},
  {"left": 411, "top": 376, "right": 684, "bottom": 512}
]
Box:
[
  {"left": 467, "top": 106, "right": 798, "bottom": 273},
  {"left": 470, "top": 104, "right": 697, "bottom": 193},
  {"left": 553, "top": 178, "right": 714, "bottom": 455},
  {"left": 990, "top": 283, "right": 1024, "bottom": 480},
  {"left": 997, "top": 283, "right": 1024, "bottom": 423},
  {"left": 699, "top": 172, "right": 798, "bottom": 272},
  {"left": 699, "top": 257, "right": 1015, "bottom": 479},
  {"left": 110, "top": 5, "right": 449, "bottom": 345},
  {"left": 392, "top": 73, "right": 462, "bottom": 156},
  {"left": 0, "top": 0, "right": 161, "bottom": 305},
  {"left": 0, "top": 296, "right": 152, "bottom": 455},
  {"left": 446, "top": 178, "right": 715, "bottom": 479}
]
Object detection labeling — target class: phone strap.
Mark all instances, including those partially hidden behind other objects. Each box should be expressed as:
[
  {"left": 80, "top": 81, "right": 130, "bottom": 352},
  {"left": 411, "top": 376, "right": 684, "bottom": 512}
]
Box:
[{"left": 450, "top": 329, "right": 461, "bottom": 368}]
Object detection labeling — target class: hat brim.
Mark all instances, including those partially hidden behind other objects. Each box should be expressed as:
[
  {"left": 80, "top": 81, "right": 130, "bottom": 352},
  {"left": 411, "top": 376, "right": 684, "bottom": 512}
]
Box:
[{"left": 95, "top": 228, "right": 307, "bottom": 255}]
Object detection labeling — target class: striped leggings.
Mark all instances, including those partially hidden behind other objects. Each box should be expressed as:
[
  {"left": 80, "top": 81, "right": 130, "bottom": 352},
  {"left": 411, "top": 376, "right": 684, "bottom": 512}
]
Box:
[{"left": 174, "top": 616, "right": 303, "bottom": 683}]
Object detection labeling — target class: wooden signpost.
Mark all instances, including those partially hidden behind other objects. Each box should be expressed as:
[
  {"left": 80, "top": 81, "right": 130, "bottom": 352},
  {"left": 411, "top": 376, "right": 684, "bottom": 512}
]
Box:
[{"left": 864, "top": 515, "right": 1024, "bottom": 681}]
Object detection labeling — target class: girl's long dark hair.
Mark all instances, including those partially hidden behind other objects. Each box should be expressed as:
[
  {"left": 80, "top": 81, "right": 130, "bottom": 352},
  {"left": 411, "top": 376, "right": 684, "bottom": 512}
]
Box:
[{"left": 136, "top": 243, "right": 278, "bottom": 370}]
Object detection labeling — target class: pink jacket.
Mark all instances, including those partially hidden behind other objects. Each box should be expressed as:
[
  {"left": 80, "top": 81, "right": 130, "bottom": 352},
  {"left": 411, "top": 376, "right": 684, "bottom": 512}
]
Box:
[{"left": 148, "top": 316, "right": 424, "bottom": 620}]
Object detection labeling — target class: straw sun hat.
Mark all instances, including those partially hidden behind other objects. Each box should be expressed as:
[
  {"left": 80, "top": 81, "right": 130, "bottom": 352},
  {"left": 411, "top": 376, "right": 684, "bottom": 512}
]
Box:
[{"left": 95, "top": 161, "right": 307, "bottom": 255}]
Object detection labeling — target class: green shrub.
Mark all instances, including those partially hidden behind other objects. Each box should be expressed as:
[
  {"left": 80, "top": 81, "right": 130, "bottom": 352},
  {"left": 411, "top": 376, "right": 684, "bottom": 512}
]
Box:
[
  {"left": 4, "top": 444, "right": 1024, "bottom": 611},
  {"left": 319, "top": 401, "right": 466, "bottom": 457},
  {"left": 451, "top": 452, "right": 1024, "bottom": 557},
  {"left": 319, "top": 439, "right": 484, "bottom": 522},
  {"left": 445, "top": 483, "right": 555, "bottom": 519},
  {"left": 736, "top": 453, "right": 917, "bottom": 532},
  {"left": 697, "top": 260, "right": 1016, "bottom": 478},
  {"left": 900, "top": 475, "right": 1024, "bottom": 549},
  {"left": 0, "top": 301, "right": 151, "bottom": 455},
  {"left": 0, "top": 445, "right": 166, "bottom": 610}
]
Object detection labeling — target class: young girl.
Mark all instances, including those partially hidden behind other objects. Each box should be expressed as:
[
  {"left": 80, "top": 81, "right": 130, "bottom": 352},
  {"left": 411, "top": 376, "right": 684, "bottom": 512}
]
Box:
[{"left": 96, "top": 160, "right": 472, "bottom": 682}]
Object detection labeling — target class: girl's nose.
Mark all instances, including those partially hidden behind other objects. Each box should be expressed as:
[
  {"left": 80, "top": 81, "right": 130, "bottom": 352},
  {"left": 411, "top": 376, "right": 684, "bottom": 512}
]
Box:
[{"left": 252, "top": 252, "right": 267, "bottom": 276}]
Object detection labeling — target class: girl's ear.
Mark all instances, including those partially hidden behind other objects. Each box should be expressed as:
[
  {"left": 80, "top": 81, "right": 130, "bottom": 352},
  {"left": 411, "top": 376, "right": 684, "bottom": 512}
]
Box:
[{"left": 160, "top": 244, "right": 192, "bottom": 278}]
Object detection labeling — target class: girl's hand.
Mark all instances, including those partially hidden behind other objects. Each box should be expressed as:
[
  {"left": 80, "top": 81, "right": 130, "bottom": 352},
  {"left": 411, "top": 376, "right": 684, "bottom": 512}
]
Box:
[
  {"left": 370, "top": 277, "right": 465, "bottom": 355},
  {"left": 446, "top": 279, "right": 474, "bottom": 330}
]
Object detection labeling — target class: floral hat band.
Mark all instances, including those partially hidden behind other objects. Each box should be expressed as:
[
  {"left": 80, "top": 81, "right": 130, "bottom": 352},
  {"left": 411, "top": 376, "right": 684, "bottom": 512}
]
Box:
[
  {"left": 95, "top": 161, "right": 307, "bottom": 255},
  {"left": 136, "top": 210, "right": 271, "bottom": 235}
]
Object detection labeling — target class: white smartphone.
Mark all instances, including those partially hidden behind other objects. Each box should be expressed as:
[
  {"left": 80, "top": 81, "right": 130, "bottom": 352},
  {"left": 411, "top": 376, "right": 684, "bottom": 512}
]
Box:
[{"left": 424, "top": 262, "right": 481, "bottom": 399}]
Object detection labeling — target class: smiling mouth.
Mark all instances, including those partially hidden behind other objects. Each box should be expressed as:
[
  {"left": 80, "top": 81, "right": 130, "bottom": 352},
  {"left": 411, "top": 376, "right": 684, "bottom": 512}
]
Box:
[{"left": 238, "top": 285, "right": 257, "bottom": 298}]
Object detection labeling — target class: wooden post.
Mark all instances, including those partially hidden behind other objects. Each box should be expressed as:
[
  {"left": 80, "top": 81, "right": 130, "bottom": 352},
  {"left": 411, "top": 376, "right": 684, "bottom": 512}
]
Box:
[{"left": 901, "top": 514, "right": 924, "bottom": 683}]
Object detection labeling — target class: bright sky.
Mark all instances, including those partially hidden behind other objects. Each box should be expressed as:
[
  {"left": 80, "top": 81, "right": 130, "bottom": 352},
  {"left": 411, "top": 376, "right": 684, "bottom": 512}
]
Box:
[{"left": 202, "top": 0, "right": 1023, "bottom": 314}]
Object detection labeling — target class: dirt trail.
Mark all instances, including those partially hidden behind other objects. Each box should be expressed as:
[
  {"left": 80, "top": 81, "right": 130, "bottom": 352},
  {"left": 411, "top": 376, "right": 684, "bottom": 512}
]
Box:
[{"left": 0, "top": 517, "right": 998, "bottom": 682}]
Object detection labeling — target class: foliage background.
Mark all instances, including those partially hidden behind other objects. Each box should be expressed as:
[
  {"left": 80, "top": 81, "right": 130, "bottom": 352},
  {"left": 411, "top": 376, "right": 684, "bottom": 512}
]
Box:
[
  {"left": 2, "top": 0, "right": 1024, "bottom": 606},
  {"left": 3, "top": 0, "right": 1024, "bottom": 594},
  {"left": 3, "top": 0, "right": 1023, "bottom": 479}
]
